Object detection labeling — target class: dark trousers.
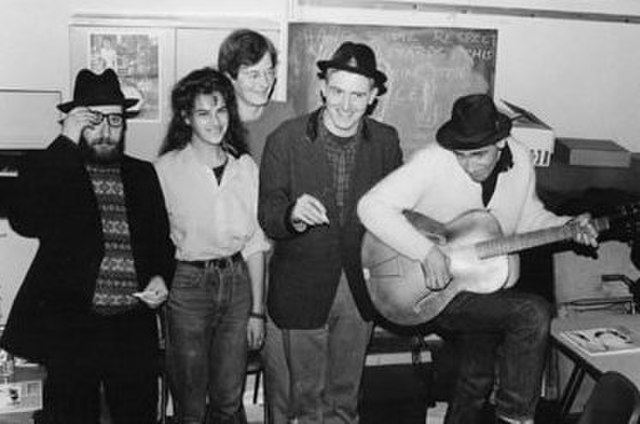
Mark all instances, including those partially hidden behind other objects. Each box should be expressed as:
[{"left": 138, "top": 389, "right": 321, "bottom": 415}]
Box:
[
  {"left": 283, "top": 276, "right": 373, "bottom": 424},
  {"left": 433, "top": 289, "right": 552, "bottom": 424},
  {"left": 166, "top": 259, "right": 251, "bottom": 424},
  {"left": 43, "top": 309, "right": 159, "bottom": 424}
]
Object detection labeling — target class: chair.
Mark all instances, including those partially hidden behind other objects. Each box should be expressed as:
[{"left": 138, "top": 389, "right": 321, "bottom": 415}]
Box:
[
  {"left": 157, "top": 309, "right": 170, "bottom": 424},
  {"left": 245, "top": 349, "right": 264, "bottom": 405},
  {"left": 244, "top": 349, "right": 269, "bottom": 423},
  {"left": 577, "top": 371, "right": 640, "bottom": 424}
]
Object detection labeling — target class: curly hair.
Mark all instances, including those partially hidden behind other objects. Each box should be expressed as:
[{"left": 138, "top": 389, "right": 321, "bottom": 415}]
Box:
[
  {"left": 218, "top": 29, "right": 277, "bottom": 79},
  {"left": 160, "top": 67, "right": 247, "bottom": 157}
]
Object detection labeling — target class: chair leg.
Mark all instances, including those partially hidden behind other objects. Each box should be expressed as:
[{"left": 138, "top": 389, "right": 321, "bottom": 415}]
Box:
[{"left": 253, "top": 369, "right": 261, "bottom": 404}]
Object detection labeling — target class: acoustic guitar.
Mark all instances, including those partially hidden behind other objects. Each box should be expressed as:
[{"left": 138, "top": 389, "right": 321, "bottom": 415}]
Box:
[{"left": 362, "top": 205, "right": 639, "bottom": 327}]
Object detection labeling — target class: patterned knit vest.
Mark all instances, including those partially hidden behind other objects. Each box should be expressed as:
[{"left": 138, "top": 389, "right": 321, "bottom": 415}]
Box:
[{"left": 86, "top": 163, "right": 139, "bottom": 315}]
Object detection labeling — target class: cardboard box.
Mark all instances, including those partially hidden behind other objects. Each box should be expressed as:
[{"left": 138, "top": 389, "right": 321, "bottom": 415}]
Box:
[
  {"left": 555, "top": 137, "right": 631, "bottom": 168},
  {"left": 499, "top": 99, "right": 555, "bottom": 166}
]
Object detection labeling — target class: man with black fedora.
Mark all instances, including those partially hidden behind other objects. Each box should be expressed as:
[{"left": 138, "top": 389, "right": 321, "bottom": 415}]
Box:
[
  {"left": 1, "top": 68, "right": 174, "bottom": 423},
  {"left": 358, "top": 93, "right": 598, "bottom": 424},
  {"left": 259, "top": 41, "right": 402, "bottom": 423}
]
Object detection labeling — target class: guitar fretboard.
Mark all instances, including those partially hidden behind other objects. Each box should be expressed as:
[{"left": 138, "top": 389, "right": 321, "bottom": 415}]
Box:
[{"left": 476, "top": 217, "right": 609, "bottom": 259}]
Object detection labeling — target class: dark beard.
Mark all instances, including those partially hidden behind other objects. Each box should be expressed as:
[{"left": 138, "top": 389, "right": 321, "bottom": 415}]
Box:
[{"left": 79, "top": 135, "right": 125, "bottom": 164}]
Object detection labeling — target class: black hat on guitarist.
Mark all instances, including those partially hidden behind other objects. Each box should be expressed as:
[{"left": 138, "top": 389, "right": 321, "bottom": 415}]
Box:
[{"left": 437, "top": 94, "right": 512, "bottom": 151}]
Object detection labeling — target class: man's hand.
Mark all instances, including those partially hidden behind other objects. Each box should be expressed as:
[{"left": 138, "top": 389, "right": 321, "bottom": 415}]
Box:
[
  {"left": 133, "top": 276, "right": 169, "bottom": 309},
  {"left": 568, "top": 213, "right": 599, "bottom": 248},
  {"left": 60, "top": 107, "right": 97, "bottom": 144},
  {"left": 247, "top": 317, "right": 265, "bottom": 350},
  {"left": 290, "top": 193, "right": 329, "bottom": 231},
  {"left": 421, "top": 246, "right": 452, "bottom": 290}
]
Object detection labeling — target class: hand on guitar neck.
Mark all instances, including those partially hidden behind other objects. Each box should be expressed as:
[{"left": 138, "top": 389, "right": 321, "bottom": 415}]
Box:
[
  {"left": 421, "top": 246, "right": 452, "bottom": 290},
  {"left": 567, "top": 212, "right": 600, "bottom": 248}
]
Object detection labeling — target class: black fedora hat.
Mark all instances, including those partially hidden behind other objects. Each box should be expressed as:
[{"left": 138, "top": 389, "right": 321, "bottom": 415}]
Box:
[
  {"left": 57, "top": 68, "right": 139, "bottom": 113},
  {"left": 436, "top": 94, "right": 512, "bottom": 150},
  {"left": 317, "top": 42, "right": 388, "bottom": 96}
]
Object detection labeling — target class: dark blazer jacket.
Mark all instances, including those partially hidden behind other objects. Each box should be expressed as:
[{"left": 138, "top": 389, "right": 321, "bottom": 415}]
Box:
[
  {"left": 0, "top": 136, "right": 175, "bottom": 363},
  {"left": 259, "top": 108, "right": 402, "bottom": 329}
]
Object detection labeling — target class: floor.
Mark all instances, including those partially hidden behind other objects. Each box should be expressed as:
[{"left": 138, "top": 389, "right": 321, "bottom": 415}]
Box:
[
  {"left": 242, "top": 374, "right": 448, "bottom": 423},
  {"left": 167, "top": 375, "right": 567, "bottom": 424}
]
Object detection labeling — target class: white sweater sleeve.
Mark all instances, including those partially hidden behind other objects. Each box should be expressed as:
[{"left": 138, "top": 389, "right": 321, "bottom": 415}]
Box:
[
  {"left": 516, "top": 155, "right": 570, "bottom": 233},
  {"left": 357, "top": 150, "right": 436, "bottom": 261}
]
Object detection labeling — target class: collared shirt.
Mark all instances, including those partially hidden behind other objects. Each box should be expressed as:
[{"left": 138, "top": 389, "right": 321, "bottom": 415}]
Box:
[
  {"left": 155, "top": 144, "right": 269, "bottom": 261},
  {"left": 481, "top": 143, "right": 514, "bottom": 206},
  {"left": 318, "top": 118, "right": 361, "bottom": 225}
]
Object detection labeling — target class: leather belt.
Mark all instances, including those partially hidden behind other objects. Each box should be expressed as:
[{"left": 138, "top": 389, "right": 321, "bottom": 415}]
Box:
[{"left": 181, "top": 252, "right": 242, "bottom": 270}]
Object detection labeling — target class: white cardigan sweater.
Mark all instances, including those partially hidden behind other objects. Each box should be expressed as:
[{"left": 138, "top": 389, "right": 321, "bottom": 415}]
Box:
[{"left": 357, "top": 138, "right": 569, "bottom": 265}]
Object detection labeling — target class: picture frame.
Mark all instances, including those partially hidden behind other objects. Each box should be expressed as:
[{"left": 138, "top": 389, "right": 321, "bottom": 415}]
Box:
[{"left": 84, "top": 28, "right": 164, "bottom": 122}]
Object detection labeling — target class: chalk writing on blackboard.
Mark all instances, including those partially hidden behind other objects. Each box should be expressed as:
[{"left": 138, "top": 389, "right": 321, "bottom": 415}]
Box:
[{"left": 288, "top": 23, "right": 497, "bottom": 157}]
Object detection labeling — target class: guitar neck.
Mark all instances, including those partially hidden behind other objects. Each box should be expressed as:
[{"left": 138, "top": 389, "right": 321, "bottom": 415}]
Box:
[{"left": 476, "top": 217, "right": 609, "bottom": 259}]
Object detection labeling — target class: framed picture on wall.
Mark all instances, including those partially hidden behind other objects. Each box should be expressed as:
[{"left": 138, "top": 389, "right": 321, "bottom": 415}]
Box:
[{"left": 83, "top": 28, "right": 164, "bottom": 122}]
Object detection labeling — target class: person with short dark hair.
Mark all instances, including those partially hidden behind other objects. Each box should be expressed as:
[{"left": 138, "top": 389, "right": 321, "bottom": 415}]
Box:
[
  {"left": 156, "top": 67, "right": 269, "bottom": 424},
  {"left": 0, "top": 68, "right": 175, "bottom": 424},
  {"left": 218, "top": 28, "right": 294, "bottom": 165},
  {"left": 219, "top": 28, "right": 295, "bottom": 423},
  {"left": 358, "top": 94, "right": 599, "bottom": 424},
  {"left": 259, "top": 41, "right": 403, "bottom": 423}
]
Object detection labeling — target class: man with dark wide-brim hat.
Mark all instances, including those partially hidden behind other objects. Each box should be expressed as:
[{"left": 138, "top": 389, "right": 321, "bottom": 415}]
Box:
[
  {"left": 0, "top": 68, "right": 174, "bottom": 423},
  {"left": 258, "top": 41, "right": 402, "bottom": 423},
  {"left": 358, "top": 93, "right": 598, "bottom": 424}
]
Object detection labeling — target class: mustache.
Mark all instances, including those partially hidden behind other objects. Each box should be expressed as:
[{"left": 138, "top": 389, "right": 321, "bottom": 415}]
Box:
[{"left": 90, "top": 138, "right": 119, "bottom": 146}]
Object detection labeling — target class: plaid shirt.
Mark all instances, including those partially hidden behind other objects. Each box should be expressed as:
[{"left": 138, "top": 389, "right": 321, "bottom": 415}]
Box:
[{"left": 318, "top": 118, "right": 362, "bottom": 225}]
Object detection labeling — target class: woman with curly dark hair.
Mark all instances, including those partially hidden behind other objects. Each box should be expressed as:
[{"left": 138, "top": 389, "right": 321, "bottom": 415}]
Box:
[{"left": 156, "top": 67, "right": 268, "bottom": 424}]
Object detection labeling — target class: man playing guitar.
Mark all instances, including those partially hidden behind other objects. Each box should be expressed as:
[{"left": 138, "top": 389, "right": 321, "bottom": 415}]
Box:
[{"left": 358, "top": 94, "right": 598, "bottom": 424}]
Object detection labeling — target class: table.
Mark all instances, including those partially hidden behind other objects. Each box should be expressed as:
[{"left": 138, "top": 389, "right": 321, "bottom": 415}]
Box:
[{"left": 551, "top": 314, "right": 640, "bottom": 422}]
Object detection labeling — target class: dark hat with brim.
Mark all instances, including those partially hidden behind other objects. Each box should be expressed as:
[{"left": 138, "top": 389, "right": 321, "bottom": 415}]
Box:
[
  {"left": 317, "top": 42, "right": 388, "bottom": 96},
  {"left": 57, "top": 68, "right": 139, "bottom": 114},
  {"left": 436, "top": 94, "right": 512, "bottom": 150}
]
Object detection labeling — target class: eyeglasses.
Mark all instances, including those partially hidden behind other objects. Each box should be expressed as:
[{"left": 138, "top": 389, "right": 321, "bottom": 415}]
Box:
[
  {"left": 90, "top": 111, "right": 124, "bottom": 127},
  {"left": 238, "top": 67, "right": 276, "bottom": 84}
]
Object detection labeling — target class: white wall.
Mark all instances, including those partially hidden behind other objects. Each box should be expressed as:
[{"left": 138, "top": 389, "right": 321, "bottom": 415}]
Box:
[
  {"left": 2, "top": 0, "right": 640, "bottom": 153},
  {"left": 0, "top": 0, "right": 288, "bottom": 93}
]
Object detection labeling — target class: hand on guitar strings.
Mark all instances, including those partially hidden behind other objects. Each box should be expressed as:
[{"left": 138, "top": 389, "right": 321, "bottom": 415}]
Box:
[
  {"left": 290, "top": 193, "right": 330, "bottom": 232},
  {"left": 567, "top": 213, "right": 599, "bottom": 248},
  {"left": 421, "top": 246, "right": 452, "bottom": 290}
]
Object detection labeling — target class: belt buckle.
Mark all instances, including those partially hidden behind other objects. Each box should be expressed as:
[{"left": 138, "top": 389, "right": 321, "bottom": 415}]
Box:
[
  {"left": 214, "top": 257, "right": 230, "bottom": 270},
  {"left": 216, "top": 258, "right": 227, "bottom": 269}
]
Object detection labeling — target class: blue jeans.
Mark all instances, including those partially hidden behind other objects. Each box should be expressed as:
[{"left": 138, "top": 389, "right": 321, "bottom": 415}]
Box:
[
  {"left": 433, "top": 289, "right": 552, "bottom": 424},
  {"left": 166, "top": 259, "right": 251, "bottom": 424},
  {"left": 283, "top": 276, "right": 373, "bottom": 424}
]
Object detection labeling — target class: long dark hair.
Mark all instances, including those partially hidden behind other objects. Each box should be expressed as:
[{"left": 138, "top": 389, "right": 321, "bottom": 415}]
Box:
[{"left": 160, "top": 67, "right": 247, "bottom": 157}]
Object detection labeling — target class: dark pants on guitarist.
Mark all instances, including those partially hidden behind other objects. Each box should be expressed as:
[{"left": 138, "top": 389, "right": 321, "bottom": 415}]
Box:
[{"left": 432, "top": 289, "right": 552, "bottom": 424}]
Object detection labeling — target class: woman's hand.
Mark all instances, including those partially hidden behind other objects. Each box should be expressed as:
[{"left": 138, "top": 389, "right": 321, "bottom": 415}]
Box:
[{"left": 247, "top": 315, "right": 265, "bottom": 350}]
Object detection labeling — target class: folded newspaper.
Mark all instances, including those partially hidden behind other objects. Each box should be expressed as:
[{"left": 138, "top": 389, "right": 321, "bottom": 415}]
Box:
[{"left": 561, "top": 325, "right": 640, "bottom": 356}]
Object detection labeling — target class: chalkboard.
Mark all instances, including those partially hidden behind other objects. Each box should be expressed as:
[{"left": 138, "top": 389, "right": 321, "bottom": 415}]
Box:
[{"left": 288, "top": 23, "right": 497, "bottom": 157}]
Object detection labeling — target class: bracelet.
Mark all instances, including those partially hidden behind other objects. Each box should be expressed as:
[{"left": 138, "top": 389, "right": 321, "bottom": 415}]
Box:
[{"left": 249, "top": 312, "right": 266, "bottom": 320}]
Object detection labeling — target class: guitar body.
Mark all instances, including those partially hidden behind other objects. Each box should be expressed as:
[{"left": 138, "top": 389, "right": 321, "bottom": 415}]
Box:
[{"left": 362, "top": 210, "right": 516, "bottom": 326}]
